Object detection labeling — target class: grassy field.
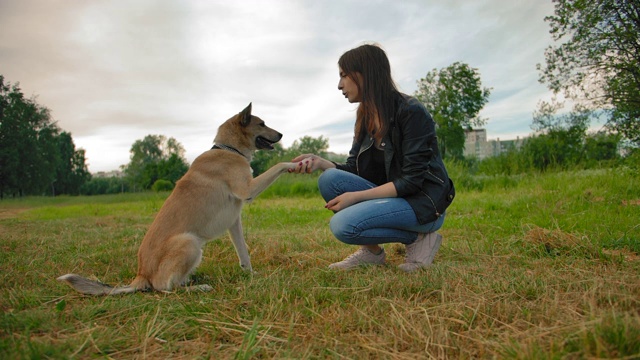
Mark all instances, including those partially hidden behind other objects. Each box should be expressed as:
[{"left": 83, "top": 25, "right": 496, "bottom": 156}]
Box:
[{"left": 1, "top": 168, "right": 639, "bottom": 359}]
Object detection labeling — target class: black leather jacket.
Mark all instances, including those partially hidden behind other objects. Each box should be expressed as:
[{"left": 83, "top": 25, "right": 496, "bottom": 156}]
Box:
[{"left": 334, "top": 93, "right": 455, "bottom": 224}]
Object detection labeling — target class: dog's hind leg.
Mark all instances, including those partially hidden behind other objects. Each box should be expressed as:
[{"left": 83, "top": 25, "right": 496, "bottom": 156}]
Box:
[
  {"left": 150, "top": 233, "right": 206, "bottom": 291},
  {"left": 228, "top": 217, "right": 253, "bottom": 272}
]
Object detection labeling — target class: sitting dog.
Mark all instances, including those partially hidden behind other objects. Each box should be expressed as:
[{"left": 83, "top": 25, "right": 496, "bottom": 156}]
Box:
[{"left": 58, "top": 103, "right": 296, "bottom": 295}]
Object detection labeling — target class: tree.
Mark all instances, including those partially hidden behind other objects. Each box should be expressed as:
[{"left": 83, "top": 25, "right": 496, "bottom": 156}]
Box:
[
  {"left": 584, "top": 132, "right": 621, "bottom": 164},
  {"left": 527, "top": 99, "right": 592, "bottom": 170},
  {"left": 538, "top": 0, "right": 640, "bottom": 145},
  {"left": 0, "top": 77, "right": 15, "bottom": 197},
  {"left": 124, "top": 134, "right": 189, "bottom": 190},
  {"left": 415, "top": 62, "right": 491, "bottom": 159},
  {"left": 54, "top": 132, "right": 91, "bottom": 195},
  {"left": 1, "top": 76, "right": 57, "bottom": 196},
  {"left": 0, "top": 75, "right": 90, "bottom": 197},
  {"left": 289, "top": 135, "right": 329, "bottom": 157},
  {"left": 531, "top": 98, "right": 591, "bottom": 136}
]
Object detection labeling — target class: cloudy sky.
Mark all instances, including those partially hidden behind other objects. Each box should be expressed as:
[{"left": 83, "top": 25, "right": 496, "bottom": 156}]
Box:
[{"left": 1, "top": 0, "right": 559, "bottom": 173}]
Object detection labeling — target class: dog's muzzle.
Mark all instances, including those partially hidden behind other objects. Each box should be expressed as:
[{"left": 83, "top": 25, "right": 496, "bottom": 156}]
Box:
[{"left": 256, "top": 134, "right": 281, "bottom": 150}]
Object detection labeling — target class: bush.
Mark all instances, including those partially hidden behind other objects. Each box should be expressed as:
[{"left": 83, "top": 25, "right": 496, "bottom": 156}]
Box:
[{"left": 151, "top": 179, "right": 174, "bottom": 192}]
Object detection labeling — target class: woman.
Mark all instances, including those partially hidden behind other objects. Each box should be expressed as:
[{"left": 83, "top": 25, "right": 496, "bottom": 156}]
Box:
[{"left": 291, "top": 44, "right": 455, "bottom": 272}]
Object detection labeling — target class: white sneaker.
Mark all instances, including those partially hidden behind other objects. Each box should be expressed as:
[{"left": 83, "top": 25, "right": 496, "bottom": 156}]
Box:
[
  {"left": 328, "top": 247, "right": 386, "bottom": 270},
  {"left": 398, "top": 233, "right": 442, "bottom": 272}
]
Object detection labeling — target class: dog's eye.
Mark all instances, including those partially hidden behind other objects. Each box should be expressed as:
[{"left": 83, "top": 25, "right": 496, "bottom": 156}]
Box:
[{"left": 259, "top": 123, "right": 266, "bottom": 127}]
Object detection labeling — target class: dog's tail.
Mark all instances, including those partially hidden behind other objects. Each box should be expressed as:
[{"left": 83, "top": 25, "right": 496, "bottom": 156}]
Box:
[{"left": 57, "top": 274, "right": 149, "bottom": 296}]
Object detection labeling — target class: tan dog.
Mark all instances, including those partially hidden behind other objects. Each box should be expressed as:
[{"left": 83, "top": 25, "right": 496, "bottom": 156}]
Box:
[{"left": 58, "top": 103, "right": 295, "bottom": 295}]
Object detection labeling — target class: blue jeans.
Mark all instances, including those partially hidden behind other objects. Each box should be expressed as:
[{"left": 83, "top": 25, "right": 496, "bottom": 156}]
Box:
[{"left": 318, "top": 168, "right": 446, "bottom": 246}]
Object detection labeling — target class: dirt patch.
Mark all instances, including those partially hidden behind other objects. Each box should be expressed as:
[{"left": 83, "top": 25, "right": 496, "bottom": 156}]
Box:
[
  {"left": 524, "top": 226, "right": 638, "bottom": 260},
  {"left": 0, "top": 208, "right": 28, "bottom": 220},
  {"left": 525, "top": 227, "right": 580, "bottom": 249},
  {"left": 602, "top": 249, "right": 640, "bottom": 261}
]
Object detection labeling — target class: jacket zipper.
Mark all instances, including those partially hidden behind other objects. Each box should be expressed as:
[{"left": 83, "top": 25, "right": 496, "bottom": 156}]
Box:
[
  {"left": 426, "top": 169, "right": 445, "bottom": 184},
  {"left": 421, "top": 191, "right": 441, "bottom": 218},
  {"left": 356, "top": 137, "right": 374, "bottom": 175}
]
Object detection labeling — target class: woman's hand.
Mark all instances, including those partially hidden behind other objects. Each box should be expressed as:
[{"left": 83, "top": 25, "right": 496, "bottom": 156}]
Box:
[
  {"left": 289, "top": 154, "right": 334, "bottom": 174},
  {"left": 325, "top": 183, "right": 399, "bottom": 212},
  {"left": 325, "top": 192, "right": 362, "bottom": 212}
]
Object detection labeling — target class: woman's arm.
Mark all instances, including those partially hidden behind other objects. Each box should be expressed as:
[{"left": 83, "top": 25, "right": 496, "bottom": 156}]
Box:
[{"left": 392, "top": 101, "right": 435, "bottom": 197}]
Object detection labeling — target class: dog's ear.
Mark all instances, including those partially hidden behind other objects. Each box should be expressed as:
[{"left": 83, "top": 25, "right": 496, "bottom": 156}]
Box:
[{"left": 239, "top": 103, "right": 252, "bottom": 127}]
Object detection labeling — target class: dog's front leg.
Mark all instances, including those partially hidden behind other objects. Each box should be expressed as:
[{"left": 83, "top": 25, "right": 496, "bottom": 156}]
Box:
[
  {"left": 247, "top": 163, "right": 295, "bottom": 200},
  {"left": 228, "top": 217, "right": 253, "bottom": 272}
]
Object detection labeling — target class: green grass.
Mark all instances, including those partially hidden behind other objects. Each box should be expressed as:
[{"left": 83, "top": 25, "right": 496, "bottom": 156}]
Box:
[{"left": 1, "top": 168, "right": 639, "bottom": 359}]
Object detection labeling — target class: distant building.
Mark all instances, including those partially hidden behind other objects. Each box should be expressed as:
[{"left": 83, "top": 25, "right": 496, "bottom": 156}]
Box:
[
  {"left": 463, "top": 129, "right": 526, "bottom": 159},
  {"left": 93, "top": 170, "right": 124, "bottom": 178}
]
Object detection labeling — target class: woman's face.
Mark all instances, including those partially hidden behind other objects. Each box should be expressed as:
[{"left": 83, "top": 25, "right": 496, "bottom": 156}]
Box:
[{"left": 338, "top": 67, "right": 362, "bottom": 103}]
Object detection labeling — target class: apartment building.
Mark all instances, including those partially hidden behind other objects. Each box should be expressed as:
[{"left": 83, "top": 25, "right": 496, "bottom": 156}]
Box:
[{"left": 463, "top": 129, "right": 525, "bottom": 159}]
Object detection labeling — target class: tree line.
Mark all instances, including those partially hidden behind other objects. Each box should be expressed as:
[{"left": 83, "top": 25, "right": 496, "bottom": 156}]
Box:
[
  {"left": 78, "top": 135, "right": 336, "bottom": 196},
  {"left": 81, "top": 134, "right": 337, "bottom": 194}
]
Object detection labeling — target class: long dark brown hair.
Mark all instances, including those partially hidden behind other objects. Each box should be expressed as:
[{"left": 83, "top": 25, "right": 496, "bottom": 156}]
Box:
[{"left": 338, "top": 44, "right": 399, "bottom": 143}]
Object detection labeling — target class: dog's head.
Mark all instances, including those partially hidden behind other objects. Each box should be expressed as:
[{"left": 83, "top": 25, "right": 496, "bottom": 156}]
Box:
[
  {"left": 238, "top": 103, "right": 282, "bottom": 150},
  {"left": 214, "top": 103, "right": 283, "bottom": 152}
]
